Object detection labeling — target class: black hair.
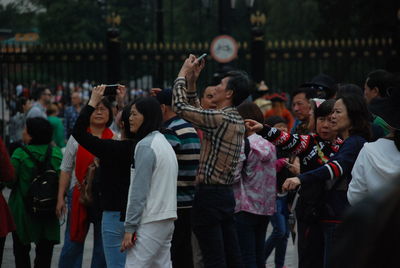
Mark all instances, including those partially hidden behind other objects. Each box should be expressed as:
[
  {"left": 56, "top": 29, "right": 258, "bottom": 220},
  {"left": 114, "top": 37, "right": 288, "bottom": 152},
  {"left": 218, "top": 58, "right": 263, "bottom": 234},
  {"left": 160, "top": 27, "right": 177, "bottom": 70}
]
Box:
[
  {"left": 26, "top": 117, "right": 53, "bottom": 145},
  {"left": 15, "top": 97, "right": 29, "bottom": 114},
  {"left": 394, "top": 130, "right": 400, "bottom": 152},
  {"left": 315, "top": 99, "right": 335, "bottom": 118},
  {"left": 265, "top": 116, "right": 287, "bottom": 127},
  {"left": 224, "top": 70, "right": 252, "bottom": 107},
  {"left": 337, "top": 93, "right": 371, "bottom": 141},
  {"left": 237, "top": 102, "right": 264, "bottom": 124},
  {"left": 121, "top": 102, "right": 135, "bottom": 139},
  {"left": 292, "top": 87, "right": 318, "bottom": 101},
  {"left": 336, "top": 84, "right": 364, "bottom": 98},
  {"left": 133, "top": 97, "right": 163, "bottom": 141},
  {"left": 366, "top": 69, "right": 394, "bottom": 98}
]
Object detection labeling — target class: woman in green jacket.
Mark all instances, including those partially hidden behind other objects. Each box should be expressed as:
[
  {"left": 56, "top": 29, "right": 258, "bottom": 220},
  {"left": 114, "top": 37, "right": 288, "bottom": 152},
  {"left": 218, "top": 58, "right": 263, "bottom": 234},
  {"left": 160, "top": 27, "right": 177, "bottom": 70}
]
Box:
[{"left": 8, "top": 117, "right": 63, "bottom": 268}]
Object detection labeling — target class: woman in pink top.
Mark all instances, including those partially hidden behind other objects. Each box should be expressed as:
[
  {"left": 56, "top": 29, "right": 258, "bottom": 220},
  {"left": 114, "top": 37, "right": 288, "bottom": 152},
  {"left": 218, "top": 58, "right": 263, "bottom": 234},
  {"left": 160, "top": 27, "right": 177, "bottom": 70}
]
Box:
[{"left": 233, "top": 102, "right": 277, "bottom": 268}]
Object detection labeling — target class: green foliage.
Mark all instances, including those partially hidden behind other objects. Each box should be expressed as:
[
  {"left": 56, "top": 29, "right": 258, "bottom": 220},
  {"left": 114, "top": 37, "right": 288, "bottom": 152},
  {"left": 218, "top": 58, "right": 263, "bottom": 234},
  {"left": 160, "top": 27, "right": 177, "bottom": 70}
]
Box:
[
  {"left": 0, "top": 3, "right": 37, "bottom": 33},
  {"left": 1, "top": 0, "right": 398, "bottom": 42},
  {"left": 37, "top": 0, "right": 106, "bottom": 42}
]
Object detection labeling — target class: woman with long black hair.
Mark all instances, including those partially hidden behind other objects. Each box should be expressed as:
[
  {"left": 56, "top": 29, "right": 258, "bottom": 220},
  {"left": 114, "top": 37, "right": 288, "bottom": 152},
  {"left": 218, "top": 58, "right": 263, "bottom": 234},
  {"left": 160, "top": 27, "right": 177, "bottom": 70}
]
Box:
[{"left": 121, "top": 97, "right": 178, "bottom": 268}]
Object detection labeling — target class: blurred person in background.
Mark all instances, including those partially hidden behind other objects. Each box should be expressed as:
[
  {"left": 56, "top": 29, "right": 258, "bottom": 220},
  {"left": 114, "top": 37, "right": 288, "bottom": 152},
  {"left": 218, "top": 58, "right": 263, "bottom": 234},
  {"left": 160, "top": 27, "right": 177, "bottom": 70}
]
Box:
[
  {"left": 47, "top": 103, "right": 66, "bottom": 148},
  {"left": 8, "top": 97, "right": 32, "bottom": 154},
  {"left": 0, "top": 137, "right": 15, "bottom": 266},
  {"left": 64, "top": 92, "right": 83, "bottom": 139},
  {"left": 27, "top": 88, "right": 52, "bottom": 119}
]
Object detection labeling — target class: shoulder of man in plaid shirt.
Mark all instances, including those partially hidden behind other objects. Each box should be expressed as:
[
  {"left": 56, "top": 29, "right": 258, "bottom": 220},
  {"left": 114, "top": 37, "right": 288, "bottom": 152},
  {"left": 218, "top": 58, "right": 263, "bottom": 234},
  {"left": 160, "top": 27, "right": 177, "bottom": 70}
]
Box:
[{"left": 172, "top": 77, "right": 245, "bottom": 185}]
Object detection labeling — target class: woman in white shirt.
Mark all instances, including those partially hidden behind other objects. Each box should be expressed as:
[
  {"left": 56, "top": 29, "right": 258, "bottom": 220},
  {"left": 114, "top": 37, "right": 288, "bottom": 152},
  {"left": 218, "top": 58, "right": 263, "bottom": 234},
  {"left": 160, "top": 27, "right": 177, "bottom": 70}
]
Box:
[
  {"left": 121, "top": 96, "right": 178, "bottom": 268},
  {"left": 348, "top": 86, "right": 400, "bottom": 205}
]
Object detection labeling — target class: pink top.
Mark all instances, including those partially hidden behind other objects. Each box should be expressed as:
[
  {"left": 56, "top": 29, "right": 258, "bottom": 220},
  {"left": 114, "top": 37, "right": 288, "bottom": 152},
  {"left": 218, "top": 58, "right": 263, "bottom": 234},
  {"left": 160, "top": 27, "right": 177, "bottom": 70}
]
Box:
[{"left": 233, "top": 133, "right": 277, "bottom": 216}]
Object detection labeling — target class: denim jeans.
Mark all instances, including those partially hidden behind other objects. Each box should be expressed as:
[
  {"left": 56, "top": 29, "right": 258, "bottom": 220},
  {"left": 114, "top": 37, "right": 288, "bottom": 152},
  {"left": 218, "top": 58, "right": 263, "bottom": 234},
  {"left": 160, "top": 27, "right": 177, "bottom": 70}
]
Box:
[
  {"left": 192, "top": 185, "right": 243, "bottom": 268},
  {"left": 58, "top": 189, "right": 106, "bottom": 268},
  {"left": 102, "top": 211, "right": 126, "bottom": 268},
  {"left": 234, "top": 211, "right": 269, "bottom": 268},
  {"left": 264, "top": 196, "right": 290, "bottom": 268},
  {"left": 322, "top": 222, "right": 339, "bottom": 268}
]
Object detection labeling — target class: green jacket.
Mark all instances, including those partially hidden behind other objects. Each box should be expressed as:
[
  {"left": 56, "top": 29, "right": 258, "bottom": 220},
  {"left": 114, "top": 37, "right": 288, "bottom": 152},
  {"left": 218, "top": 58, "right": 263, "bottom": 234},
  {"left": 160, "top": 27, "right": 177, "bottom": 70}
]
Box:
[
  {"left": 8, "top": 144, "right": 63, "bottom": 245},
  {"left": 48, "top": 116, "right": 66, "bottom": 148}
]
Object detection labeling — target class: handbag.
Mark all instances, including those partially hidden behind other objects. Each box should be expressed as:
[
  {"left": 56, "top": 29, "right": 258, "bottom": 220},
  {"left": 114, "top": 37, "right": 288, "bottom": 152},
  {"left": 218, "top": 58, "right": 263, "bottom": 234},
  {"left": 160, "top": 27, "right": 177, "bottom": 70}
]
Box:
[{"left": 77, "top": 158, "right": 99, "bottom": 207}]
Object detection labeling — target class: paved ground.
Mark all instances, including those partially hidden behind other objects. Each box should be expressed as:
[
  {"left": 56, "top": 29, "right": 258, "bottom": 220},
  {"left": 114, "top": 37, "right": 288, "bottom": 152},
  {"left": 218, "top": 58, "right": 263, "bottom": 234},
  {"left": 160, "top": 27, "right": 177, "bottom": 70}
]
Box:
[{"left": 2, "top": 188, "right": 298, "bottom": 267}]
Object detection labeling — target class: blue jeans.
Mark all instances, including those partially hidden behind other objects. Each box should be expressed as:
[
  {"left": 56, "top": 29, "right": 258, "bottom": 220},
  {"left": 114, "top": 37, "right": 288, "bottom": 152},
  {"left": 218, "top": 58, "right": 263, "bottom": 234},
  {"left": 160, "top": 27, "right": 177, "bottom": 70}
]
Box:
[
  {"left": 235, "top": 211, "right": 269, "bottom": 268},
  {"left": 58, "top": 190, "right": 106, "bottom": 268},
  {"left": 101, "top": 211, "right": 126, "bottom": 268},
  {"left": 192, "top": 185, "right": 243, "bottom": 268},
  {"left": 264, "top": 196, "right": 290, "bottom": 268}
]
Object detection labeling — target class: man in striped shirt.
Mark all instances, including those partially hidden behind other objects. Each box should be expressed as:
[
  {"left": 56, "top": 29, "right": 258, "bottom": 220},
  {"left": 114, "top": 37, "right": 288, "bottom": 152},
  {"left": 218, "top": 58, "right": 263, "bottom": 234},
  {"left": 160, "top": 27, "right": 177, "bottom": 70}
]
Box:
[
  {"left": 172, "top": 54, "right": 251, "bottom": 268},
  {"left": 156, "top": 88, "right": 201, "bottom": 268}
]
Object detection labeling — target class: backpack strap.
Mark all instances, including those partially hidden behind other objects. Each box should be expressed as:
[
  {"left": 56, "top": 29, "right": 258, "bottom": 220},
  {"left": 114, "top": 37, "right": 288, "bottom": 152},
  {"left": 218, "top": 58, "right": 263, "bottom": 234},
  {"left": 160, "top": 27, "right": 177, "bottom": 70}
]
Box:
[{"left": 20, "top": 145, "right": 52, "bottom": 172}]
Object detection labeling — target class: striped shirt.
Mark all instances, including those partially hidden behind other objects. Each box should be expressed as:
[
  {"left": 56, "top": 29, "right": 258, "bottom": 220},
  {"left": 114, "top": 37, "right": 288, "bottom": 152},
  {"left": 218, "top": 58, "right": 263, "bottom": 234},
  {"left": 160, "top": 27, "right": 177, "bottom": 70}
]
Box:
[
  {"left": 172, "top": 77, "right": 245, "bottom": 185},
  {"left": 163, "top": 116, "right": 200, "bottom": 208}
]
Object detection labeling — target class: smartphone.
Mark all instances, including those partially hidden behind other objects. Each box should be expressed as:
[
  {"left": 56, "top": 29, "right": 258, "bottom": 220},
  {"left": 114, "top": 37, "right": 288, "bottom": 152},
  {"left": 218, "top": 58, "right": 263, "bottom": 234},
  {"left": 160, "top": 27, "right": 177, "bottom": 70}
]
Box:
[
  {"left": 197, "top": 53, "right": 207, "bottom": 62},
  {"left": 104, "top": 84, "right": 118, "bottom": 95}
]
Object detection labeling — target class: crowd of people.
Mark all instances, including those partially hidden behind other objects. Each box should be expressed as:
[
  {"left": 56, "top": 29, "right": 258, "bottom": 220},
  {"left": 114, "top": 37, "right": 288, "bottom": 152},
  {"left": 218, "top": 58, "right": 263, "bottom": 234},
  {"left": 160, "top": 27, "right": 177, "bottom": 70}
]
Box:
[{"left": 0, "top": 54, "right": 399, "bottom": 268}]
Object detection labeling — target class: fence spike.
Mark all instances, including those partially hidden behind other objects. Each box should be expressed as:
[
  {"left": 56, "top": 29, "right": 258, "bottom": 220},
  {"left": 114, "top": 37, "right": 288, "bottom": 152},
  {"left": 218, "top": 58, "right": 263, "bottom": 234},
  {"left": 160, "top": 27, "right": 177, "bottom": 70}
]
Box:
[
  {"left": 243, "top": 42, "right": 248, "bottom": 49},
  {"left": 307, "top": 40, "right": 313, "bottom": 48},
  {"left": 333, "top": 39, "right": 339, "bottom": 47},
  {"left": 165, "top": 42, "right": 170, "bottom": 50},
  {"left": 382, "top": 38, "right": 386, "bottom": 46},
  {"left": 320, "top": 40, "right": 326, "bottom": 47},
  {"left": 314, "top": 40, "right": 319, "bottom": 47},
  {"left": 281, "top": 40, "right": 286, "bottom": 48},
  {"left": 139, "top": 43, "right": 144, "bottom": 50},
  {"left": 374, "top": 38, "right": 379, "bottom": 46},
  {"left": 198, "top": 42, "right": 203, "bottom": 50},
  {"left": 204, "top": 42, "right": 209, "bottom": 50},
  {"left": 133, "top": 42, "right": 138, "bottom": 50},
  {"left": 274, "top": 40, "right": 279, "bottom": 48},
  {"left": 360, "top": 39, "right": 366, "bottom": 47},
  {"left": 287, "top": 40, "right": 293, "bottom": 48},
  {"left": 367, "top": 38, "right": 373, "bottom": 46}
]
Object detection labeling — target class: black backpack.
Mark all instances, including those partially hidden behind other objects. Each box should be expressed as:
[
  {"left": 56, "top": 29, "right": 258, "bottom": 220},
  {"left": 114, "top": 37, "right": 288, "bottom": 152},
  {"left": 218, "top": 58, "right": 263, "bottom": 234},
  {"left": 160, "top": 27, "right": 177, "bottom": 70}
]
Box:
[{"left": 21, "top": 145, "right": 58, "bottom": 218}]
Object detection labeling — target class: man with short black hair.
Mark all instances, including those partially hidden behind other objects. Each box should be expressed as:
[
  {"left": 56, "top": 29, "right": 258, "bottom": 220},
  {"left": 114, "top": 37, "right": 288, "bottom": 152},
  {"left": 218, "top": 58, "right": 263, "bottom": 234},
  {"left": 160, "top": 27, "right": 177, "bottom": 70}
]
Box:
[
  {"left": 363, "top": 69, "right": 396, "bottom": 137},
  {"left": 290, "top": 88, "right": 316, "bottom": 134},
  {"left": 173, "top": 54, "right": 251, "bottom": 268},
  {"left": 26, "top": 88, "right": 52, "bottom": 119}
]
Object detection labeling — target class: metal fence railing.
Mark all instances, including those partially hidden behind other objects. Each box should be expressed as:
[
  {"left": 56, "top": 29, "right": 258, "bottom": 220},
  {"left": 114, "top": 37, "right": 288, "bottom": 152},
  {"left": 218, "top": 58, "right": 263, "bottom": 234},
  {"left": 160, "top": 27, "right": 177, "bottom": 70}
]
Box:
[{"left": 0, "top": 37, "right": 396, "bottom": 138}]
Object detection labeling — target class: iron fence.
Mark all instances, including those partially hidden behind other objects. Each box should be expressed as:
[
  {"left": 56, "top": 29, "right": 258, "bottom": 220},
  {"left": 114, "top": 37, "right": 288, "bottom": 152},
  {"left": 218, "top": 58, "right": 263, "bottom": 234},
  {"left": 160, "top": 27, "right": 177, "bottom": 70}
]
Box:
[{"left": 0, "top": 37, "right": 396, "bottom": 138}]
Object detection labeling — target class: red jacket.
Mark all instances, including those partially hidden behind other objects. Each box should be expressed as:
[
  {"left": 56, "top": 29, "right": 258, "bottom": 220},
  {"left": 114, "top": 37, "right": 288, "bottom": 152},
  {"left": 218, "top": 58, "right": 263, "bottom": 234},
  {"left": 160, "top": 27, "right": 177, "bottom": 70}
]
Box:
[{"left": 0, "top": 138, "right": 15, "bottom": 237}]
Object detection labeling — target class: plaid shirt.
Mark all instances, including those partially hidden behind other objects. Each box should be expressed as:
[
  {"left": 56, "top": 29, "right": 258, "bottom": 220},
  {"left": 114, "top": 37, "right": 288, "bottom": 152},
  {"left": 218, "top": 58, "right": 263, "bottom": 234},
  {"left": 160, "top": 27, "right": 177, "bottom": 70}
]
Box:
[{"left": 172, "top": 77, "right": 244, "bottom": 185}]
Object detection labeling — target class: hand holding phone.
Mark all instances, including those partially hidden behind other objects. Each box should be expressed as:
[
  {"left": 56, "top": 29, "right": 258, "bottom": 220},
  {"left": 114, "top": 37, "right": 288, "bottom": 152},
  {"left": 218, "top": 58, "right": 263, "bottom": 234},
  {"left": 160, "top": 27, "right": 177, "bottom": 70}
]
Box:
[
  {"left": 197, "top": 53, "right": 207, "bottom": 63},
  {"left": 104, "top": 84, "right": 119, "bottom": 96}
]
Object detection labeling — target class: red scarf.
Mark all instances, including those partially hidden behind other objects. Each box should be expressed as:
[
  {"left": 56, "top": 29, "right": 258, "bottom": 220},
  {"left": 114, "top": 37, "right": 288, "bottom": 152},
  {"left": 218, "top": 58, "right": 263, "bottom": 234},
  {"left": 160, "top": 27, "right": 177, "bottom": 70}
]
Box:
[{"left": 70, "top": 127, "right": 113, "bottom": 242}]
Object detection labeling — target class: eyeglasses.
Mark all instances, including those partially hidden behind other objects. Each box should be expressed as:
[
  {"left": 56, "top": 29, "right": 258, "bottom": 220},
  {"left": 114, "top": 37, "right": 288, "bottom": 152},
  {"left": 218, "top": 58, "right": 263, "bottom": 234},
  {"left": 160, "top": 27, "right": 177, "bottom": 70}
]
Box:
[{"left": 95, "top": 107, "right": 108, "bottom": 113}]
